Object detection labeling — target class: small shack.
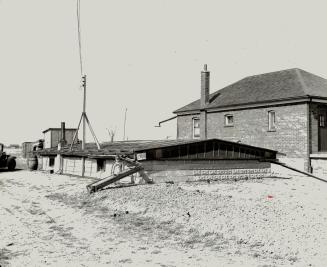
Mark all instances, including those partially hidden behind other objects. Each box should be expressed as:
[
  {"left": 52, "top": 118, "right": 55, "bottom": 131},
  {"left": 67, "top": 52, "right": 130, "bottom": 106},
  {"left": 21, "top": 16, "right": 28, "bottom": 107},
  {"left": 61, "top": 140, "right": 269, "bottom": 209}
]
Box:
[
  {"left": 43, "top": 123, "right": 78, "bottom": 149},
  {"left": 38, "top": 139, "right": 277, "bottom": 183}
]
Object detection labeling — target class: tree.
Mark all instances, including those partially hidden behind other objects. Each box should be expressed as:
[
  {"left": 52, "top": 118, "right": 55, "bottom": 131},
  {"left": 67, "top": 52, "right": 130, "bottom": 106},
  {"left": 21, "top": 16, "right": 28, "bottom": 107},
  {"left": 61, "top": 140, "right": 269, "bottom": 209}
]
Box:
[{"left": 107, "top": 127, "right": 116, "bottom": 143}]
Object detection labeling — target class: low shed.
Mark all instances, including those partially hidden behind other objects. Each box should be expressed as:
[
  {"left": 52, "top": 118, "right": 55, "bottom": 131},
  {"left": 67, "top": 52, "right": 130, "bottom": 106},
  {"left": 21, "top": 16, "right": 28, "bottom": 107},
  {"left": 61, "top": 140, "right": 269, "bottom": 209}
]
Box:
[{"left": 38, "top": 139, "right": 277, "bottom": 183}]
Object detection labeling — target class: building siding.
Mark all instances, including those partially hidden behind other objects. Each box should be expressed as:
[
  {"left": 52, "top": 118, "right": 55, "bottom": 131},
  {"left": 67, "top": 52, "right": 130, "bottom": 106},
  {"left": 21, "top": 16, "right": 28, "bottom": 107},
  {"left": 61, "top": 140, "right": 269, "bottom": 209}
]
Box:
[{"left": 44, "top": 130, "right": 78, "bottom": 149}]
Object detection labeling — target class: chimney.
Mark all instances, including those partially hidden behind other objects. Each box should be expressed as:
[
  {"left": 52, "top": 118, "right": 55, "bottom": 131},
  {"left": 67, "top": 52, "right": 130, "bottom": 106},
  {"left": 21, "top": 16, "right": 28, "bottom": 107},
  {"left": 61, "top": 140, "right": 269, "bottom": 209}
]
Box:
[
  {"left": 60, "top": 122, "right": 66, "bottom": 145},
  {"left": 201, "top": 64, "right": 210, "bottom": 108}
]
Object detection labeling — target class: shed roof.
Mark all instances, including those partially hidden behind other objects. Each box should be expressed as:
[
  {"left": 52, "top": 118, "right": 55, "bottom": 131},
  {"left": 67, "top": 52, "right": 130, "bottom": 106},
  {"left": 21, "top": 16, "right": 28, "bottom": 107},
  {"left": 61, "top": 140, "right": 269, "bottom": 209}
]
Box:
[
  {"left": 37, "top": 138, "right": 277, "bottom": 160},
  {"left": 42, "top": 128, "right": 78, "bottom": 134},
  {"left": 174, "top": 68, "right": 327, "bottom": 113}
]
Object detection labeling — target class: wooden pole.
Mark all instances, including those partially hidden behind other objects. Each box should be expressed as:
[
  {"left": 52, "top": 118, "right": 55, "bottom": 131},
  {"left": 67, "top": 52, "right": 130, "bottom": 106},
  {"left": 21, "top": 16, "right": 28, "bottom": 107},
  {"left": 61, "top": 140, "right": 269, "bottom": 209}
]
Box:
[
  {"left": 82, "top": 75, "right": 86, "bottom": 177},
  {"left": 70, "top": 113, "right": 83, "bottom": 151},
  {"left": 82, "top": 75, "right": 86, "bottom": 150},
  {"left": 123, "top": 108, "right": 127, "bottom": 141},
  {"left": 85, "top": 113, "right": 101, "bottom": 149}
]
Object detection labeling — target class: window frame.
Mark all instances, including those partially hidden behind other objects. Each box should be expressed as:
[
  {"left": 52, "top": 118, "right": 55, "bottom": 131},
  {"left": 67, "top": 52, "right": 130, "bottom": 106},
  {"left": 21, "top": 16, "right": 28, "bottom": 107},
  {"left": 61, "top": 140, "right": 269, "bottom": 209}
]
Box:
[
  {"left": 319, "top": 114, "right": 326, "bottom": 127},
  {"left": 268, "top": 110, "right": 276, "bottom": 132},
  {"left": 192, "top": 117, "right": 200, "bottom": 139},
  {"left": 97, "top": 159, "right": 105, "bottom": 172},
  {"left": 224, "top": 114, "right": 234, "bottom": 127},
  {"left": 49, "top": 157, "right": 55, "bottom": 167}
]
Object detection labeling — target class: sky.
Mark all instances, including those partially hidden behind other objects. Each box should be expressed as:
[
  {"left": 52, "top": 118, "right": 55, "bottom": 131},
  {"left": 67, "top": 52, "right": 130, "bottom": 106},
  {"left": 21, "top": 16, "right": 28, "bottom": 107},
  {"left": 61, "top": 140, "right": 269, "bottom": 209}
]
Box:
[{"left": 1, "top": 0, "right": 327, "bottom": 145}]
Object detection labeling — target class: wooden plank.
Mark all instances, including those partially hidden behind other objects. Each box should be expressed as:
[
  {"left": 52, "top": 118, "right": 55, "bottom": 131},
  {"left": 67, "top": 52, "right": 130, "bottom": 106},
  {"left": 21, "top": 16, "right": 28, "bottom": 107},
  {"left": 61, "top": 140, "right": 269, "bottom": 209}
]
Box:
[{"left": 86, "top": 165, "right": 143, "bottom": 193}]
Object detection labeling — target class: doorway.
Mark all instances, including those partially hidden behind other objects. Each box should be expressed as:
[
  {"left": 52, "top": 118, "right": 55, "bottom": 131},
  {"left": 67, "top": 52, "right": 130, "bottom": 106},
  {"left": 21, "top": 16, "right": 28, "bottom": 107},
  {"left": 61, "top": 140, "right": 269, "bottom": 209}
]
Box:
[{"left": 318, "top": 107, "right": 327, "bottom": 151}]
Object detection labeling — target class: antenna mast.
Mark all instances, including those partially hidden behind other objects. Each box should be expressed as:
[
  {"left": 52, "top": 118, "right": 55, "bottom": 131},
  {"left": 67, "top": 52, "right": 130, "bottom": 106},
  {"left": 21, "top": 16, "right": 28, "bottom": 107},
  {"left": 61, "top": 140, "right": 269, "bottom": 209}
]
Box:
[{"left": 70, "top": 0, "right": 101, "bottom": 162}]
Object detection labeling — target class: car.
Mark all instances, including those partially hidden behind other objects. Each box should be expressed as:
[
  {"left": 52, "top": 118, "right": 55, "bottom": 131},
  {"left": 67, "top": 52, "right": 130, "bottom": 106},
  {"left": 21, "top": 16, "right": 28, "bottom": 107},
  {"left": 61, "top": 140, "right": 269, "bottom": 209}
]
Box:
[{"left": 0, "top": 143, "right": 16, "bottom": 171}]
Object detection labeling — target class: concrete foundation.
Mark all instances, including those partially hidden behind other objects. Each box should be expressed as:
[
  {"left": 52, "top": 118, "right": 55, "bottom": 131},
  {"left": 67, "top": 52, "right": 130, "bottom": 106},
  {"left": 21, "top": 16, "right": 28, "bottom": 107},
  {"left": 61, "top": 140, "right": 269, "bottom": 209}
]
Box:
[
  {"left": 311, "top": 154, "right": 327, "bottom": 179},
  {"left": 142, "top": 160, "right": 271, "bottom": 183}
]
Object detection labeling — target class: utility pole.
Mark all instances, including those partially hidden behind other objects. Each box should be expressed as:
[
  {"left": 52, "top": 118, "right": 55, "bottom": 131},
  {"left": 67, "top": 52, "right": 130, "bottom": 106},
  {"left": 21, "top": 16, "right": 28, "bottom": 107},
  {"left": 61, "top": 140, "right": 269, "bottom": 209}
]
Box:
[
  {"left": 81, "top": 75, "right": 86, "bottom": 177},
  {"left": 82, "top": 75, "right": 86, "bottom": 150},
  {"left": 70, "top": 0, "right": 101, "bottom": 177},
  {"left": 123, "top": 108, "right": 127, "bottom": 141}
]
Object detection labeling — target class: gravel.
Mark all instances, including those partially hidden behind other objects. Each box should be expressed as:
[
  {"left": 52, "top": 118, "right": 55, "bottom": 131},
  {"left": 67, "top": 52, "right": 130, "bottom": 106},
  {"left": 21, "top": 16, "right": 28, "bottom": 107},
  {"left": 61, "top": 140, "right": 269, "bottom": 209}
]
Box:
[{"left": 1, "top": 167, "right": 327, "bottom": 266}]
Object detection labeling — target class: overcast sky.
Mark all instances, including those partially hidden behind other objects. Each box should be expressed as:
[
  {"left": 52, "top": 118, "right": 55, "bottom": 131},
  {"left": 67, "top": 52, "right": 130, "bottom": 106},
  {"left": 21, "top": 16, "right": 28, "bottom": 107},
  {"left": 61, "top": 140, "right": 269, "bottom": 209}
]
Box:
[{"left": 1, "top": 0, "right": 327, "bottom": 145}]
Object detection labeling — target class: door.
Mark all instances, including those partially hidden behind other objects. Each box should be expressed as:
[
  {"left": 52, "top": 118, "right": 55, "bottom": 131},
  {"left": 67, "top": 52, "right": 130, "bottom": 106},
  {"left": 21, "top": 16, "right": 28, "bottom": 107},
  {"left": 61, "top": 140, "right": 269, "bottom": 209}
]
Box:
[{"left": 318, "top": 108, "right": 327, "bottom": 151}]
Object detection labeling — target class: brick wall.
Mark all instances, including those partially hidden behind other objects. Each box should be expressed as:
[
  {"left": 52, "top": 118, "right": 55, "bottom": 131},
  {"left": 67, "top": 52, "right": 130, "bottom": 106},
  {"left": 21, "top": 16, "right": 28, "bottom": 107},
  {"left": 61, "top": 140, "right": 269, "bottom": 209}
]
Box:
[
  {"left": 177, "top": 115, "right": 198, "bottom": 139},
  {"left": 177, "top": 103, "right": 309, "bottom": 170}
]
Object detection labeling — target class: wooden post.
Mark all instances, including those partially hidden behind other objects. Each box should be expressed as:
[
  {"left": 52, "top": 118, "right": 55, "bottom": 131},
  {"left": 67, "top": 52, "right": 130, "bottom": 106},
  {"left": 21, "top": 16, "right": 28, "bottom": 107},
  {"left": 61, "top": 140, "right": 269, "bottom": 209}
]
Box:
[
  {"left": 82, "top": 75, "right": 86, "bottom": 177},
  {"left": 82, "top": 75, "right": 86, "bottom": 151},
  {"left": 123, "top": 108, "right": 127, "bottom": 141}
]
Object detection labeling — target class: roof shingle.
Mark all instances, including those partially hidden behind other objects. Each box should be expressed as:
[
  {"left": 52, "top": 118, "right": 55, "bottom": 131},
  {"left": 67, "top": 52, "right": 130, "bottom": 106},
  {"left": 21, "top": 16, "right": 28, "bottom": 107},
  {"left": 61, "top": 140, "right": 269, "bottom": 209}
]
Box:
[{"left": 174, "top": 68, "right": 327, "bottom": 113}]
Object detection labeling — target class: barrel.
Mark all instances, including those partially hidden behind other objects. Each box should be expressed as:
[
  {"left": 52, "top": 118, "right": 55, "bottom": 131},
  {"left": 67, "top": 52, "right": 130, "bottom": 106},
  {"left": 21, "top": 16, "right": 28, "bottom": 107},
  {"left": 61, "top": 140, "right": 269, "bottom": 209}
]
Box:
[{"left": 27, "top": 155, "right": 38, "bottom": 171}]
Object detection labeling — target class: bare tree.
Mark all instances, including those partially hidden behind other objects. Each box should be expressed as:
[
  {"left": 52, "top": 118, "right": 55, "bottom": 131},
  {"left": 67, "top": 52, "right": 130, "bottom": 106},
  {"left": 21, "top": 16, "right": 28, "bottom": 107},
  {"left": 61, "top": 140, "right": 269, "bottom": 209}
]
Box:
[{"left": 107, "top": 127, "right": 116, "bottom": 143}]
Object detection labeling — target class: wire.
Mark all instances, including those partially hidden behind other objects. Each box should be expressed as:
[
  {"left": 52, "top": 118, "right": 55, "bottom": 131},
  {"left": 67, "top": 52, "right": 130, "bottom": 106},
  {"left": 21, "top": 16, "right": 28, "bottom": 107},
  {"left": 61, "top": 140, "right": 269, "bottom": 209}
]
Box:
[{"left": 77, "top": 0, "right": 83, "bottom": 76}]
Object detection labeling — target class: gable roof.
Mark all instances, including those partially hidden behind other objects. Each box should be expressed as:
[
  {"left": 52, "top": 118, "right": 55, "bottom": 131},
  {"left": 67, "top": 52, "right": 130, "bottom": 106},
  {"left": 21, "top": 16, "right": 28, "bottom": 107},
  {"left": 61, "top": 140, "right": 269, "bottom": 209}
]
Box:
[{"left": 174, "top": 68, "right": 327, "bottom": 113}]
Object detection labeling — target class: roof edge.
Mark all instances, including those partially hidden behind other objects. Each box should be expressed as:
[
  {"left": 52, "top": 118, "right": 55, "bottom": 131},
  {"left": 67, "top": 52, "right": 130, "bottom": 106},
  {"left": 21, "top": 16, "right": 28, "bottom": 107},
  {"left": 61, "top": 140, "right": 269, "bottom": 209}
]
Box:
[
  {"left": 42, "top": 128, "right": 78, "bottom": 134},
  {"left": 174, "top": 96, "right": 311, "bottom": 114}
]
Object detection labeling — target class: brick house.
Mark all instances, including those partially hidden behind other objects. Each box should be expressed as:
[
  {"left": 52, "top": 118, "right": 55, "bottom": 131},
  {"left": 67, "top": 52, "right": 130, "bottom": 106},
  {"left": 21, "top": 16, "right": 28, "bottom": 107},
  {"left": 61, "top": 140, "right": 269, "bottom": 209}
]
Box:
[{"left": 174, "top": 66, "right": 327, "bottom": 174}]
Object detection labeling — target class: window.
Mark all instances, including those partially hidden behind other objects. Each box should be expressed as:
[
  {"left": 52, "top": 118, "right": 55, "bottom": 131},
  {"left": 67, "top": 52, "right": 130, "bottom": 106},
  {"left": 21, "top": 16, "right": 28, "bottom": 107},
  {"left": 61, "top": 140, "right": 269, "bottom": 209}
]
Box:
[
  {"left": 224, "top": 114, "right": 234, "bottom": 127},
  {"left": 319, "top": 115, "right": 326, "bottom": 127},
  {"left": 192, "top": 118, "right": 200, "bottom": 139},
  {"left": 49, "top": 157, "right": 55, "bottom": 167},
  {"left": 268, "top": 110, "right": 276, "bottom": 131},
  {"left": 97, "top": 159, "right": 105, "bottom": 172}
]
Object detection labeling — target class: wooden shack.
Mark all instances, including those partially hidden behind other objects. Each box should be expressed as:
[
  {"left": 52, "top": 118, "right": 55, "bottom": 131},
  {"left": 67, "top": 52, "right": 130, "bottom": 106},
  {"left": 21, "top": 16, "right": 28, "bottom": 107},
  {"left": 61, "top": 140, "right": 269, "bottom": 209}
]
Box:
[{"left": 38, "top": 139, "right": 277, "bottom": 183}]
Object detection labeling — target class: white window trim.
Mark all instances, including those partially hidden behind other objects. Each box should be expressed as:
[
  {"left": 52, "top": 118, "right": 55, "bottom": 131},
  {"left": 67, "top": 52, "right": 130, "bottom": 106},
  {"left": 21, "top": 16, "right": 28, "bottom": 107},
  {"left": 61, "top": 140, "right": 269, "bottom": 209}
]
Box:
[
  {"left": 192, "top": 117, "right": 200, "bottom": 139},
  {"left": 224, "top": 114, "right": 234, "bottom": 127},
  {"left": 268, "top": 110, "right": 276, "bottom": 131}
]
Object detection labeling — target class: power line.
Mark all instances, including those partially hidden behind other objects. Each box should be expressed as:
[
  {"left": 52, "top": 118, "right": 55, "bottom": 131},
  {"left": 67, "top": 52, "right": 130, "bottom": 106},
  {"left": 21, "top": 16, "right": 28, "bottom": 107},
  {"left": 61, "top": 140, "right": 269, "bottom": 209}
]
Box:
[{"left": 76, "top": 0, "right": 83, "bottom": 75}]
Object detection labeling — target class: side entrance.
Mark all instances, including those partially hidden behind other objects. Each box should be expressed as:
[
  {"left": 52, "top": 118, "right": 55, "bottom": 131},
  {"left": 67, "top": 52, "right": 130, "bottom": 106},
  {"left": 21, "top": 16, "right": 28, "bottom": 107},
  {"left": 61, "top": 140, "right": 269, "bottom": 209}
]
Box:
[{"left": 318, "top": 106, "right": 327, "bottom": 152}]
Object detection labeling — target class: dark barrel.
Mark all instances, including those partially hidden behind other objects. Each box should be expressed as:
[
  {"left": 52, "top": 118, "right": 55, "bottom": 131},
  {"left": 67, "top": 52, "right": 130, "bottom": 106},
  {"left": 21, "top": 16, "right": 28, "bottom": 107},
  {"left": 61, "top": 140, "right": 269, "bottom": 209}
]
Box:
[{"left": 27, "top": 155, "right": 38, "bottom": 171}]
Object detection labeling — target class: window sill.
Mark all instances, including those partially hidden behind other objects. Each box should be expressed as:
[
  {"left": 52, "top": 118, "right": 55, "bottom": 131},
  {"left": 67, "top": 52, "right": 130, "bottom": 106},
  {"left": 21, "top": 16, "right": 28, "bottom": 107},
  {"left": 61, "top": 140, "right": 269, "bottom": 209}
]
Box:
[
  {"left": 267, "top": 129, "right": 276, "bottom": 132},
  {"left": 224, "top": 125, "right": 234, "bottom": 127}
]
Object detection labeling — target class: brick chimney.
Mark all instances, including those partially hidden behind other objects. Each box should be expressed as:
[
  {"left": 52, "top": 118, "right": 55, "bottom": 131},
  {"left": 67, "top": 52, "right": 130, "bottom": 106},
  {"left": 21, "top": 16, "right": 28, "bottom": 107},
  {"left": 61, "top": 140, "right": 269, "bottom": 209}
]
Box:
[
  {"left": 201, "top": 64, "right": 210, "bottom": 108},
  {"left": 200, "top": 64, "right": 209, "bottom": 139},
  {"left": 60, "top": 122, "right": 66, "bottom": 146}
]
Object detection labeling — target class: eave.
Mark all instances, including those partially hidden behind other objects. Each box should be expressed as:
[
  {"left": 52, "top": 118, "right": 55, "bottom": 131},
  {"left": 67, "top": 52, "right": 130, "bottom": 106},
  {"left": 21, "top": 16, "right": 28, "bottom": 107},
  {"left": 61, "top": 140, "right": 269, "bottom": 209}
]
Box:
[{"left": 174, "top": 96, "right": 314, "bottom": 115}]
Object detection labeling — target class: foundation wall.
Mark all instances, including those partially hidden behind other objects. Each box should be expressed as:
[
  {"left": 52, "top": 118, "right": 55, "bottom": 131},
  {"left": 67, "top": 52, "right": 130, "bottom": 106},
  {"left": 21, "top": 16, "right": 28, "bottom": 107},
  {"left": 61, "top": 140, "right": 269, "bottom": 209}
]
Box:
[
  {"left": 142, "top": 160, "right": 271, "bottom": 183},
  {"left": 311, "top": 154, "right": 327, "bottom": 179}
]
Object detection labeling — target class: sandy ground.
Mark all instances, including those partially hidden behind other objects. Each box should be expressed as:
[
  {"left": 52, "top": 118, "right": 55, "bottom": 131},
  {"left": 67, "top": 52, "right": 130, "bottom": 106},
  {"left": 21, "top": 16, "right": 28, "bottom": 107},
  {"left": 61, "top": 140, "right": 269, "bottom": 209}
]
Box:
[{"left": 1, "top": 167, "right": 327, "bottom": 266}]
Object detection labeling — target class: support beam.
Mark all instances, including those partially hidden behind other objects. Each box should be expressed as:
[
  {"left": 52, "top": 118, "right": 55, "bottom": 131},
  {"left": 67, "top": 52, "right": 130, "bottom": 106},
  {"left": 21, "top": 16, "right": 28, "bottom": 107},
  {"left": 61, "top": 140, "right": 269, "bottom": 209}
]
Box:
[
  {"left": 70, "top": 113, "right": 83, "bottom": 151},
  {"left": 84, "top": 113, "right": 101, "bottom": 149}
]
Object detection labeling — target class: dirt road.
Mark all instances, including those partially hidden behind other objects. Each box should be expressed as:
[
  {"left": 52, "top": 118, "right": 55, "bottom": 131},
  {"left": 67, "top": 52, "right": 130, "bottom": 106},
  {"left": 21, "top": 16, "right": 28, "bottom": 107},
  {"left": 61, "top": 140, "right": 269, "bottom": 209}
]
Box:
[{"left": 1, "top": 169, "right": 327, "bottom": 266}]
